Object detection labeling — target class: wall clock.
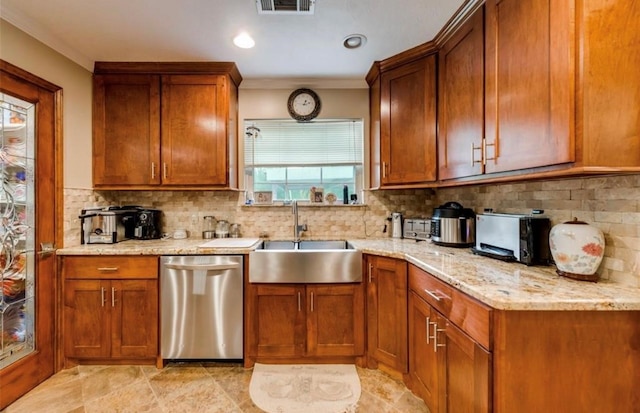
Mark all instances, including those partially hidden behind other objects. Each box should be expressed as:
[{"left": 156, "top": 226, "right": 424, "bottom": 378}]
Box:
[{"left": 287, "top": 88, "right": 321, "bottom": 122}]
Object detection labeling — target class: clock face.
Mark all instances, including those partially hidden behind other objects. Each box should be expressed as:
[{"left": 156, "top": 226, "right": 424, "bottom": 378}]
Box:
[{"left": 287, "top": 88, "right": 321, "bottom": 121}]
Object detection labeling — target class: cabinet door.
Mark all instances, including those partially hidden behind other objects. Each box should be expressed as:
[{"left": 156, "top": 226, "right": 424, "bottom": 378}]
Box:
[
  {"left": 443, "top": 319, "right": 491, "bottom": 413},
  {"left": 438, "top": 6, "right": 485, "bottom": 180},
  {"left": 63, "top": 280, "right": 110, "bottom": 358},
  {"left": 484, "top": 0, "right": 573, "bottom": 173},
  {"left": 161, "top": 75, "right": 228, "bottom": 186},
  {"left": 306, "top": 284, "right": 365, "bottom": 357},
  {"left": 111, "top": 279, "right": 158, "bottom": 358},
  {"left": 408, "top": 292, "right": 442, "bottom": 413},
  {"left": 250, "top": 285, "right": 306, "bottom": 358},
  {"left": 380, "top": 55, "right": 437, "bottom": 185},
  {"left": 366, "top": 256, "right": 408, "bottom": 372},
  {"left": 93, "top": 74, "right": 161, "bottom": 186}
]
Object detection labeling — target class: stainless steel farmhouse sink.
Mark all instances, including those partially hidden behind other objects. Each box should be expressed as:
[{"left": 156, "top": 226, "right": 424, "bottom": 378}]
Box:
[{"left": 249, "top": 240, "right": 362, "bottom": 283}]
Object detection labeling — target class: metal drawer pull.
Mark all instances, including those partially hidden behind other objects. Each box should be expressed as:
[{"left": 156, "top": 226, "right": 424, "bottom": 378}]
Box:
[
  {"left": 298, "top": 291, "right": 301, "bottom": 312},
  {"left": 111, "top": 287, "right": 116, "bottom": 307},
  {"left": 310, "top": 292, "right": 314, "bottom": 312},
  {"left": 424, "top": 289, "right": 450, "bottom": 302},
  {"left": 101, "top": 287, "right": 106, "bottom": 307},
  {"left": 97, "top": 267, "right": 119, "bottom": 271}
]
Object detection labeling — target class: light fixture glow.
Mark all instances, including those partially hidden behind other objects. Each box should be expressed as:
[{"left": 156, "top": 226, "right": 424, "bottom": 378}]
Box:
[
  {"left": 233, "top": 32, "right": 255, "bottom": 49},
  {"left": 343, "top": 34, "right": 367, "bottom": 49}
]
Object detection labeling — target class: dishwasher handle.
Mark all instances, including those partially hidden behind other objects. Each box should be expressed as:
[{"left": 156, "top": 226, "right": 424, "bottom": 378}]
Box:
[{"left": 164, "top": 262, "right": 240, "bottom": 272}]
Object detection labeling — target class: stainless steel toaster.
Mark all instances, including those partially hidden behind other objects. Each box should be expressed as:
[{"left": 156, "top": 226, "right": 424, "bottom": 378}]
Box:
[{"left": 471, "top": 212, "right": 551, "bottom": 265}]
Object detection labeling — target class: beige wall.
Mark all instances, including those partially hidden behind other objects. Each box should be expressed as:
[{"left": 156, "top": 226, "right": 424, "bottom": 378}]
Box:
[{"left": 0, "top": 19, "right": 93, "bottom": 189}]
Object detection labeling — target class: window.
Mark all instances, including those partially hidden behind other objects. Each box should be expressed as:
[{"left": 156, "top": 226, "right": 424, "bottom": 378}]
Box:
[{"left": 244, "top": 119, "right": 364, "bottom": 203}]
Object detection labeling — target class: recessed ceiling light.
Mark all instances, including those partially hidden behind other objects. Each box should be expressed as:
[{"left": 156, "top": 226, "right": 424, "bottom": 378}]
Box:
[
  {"left": 233, "top": 32, "right": 255, "bottom": 49},
  {"left": 343, "top": 34, "right": 367, "bottom": 49}
]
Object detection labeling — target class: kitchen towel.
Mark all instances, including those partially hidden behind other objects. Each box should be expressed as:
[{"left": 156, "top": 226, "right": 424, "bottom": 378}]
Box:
[{"left": 249, "top": 363, "right": 361, "bottom": 413}]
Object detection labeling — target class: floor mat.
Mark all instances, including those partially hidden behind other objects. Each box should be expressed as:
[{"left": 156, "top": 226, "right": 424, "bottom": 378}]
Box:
[{"left": 249, "top": 363, "right": 361, "bottom": 413}]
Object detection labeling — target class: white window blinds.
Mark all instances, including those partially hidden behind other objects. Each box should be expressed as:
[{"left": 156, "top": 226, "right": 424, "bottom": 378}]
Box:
[{"left": 244, "top": 119, "right": 364, "bottom": 167}]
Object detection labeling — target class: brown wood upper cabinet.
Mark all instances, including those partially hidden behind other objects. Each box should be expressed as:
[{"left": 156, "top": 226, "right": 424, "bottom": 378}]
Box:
[
  {"left": 368, "top": 55, "right": 437, "bottom": 188},
  {"left": 438, "top": 0, "right": 640, "bottom": 182},
  {"left": 93, "top": 62, "right": 241, "bottom": 189}
]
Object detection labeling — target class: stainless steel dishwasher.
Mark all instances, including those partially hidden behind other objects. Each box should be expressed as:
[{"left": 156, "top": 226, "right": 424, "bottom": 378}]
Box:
[{"left": 160, "top": 255, "right": 243, "bottom": 360}]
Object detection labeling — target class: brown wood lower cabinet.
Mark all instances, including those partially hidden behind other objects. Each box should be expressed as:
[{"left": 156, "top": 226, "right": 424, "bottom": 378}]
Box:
[
  {"left": 246, "top": 283, "right": 365, "bottom": 365},
  {"left": 408, "top": 267, "right": 491, "bottom": 413},
  {"left": 407, "top": 263, "right": 640, "bottom": 412},
  {"left": 60, "top": 256, "right": 159, "bottom": 364},
  {"left": 366, "top": 255, "right": 408, "bottom": 373}
]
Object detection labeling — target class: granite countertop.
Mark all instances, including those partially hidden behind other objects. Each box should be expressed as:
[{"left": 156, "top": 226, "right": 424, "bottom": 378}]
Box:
[{"left": 57, "top": 237, "right": 640, "bottom": 311}]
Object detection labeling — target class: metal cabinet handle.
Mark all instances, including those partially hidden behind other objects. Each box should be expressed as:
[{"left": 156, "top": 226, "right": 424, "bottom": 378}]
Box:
[
  {"left": 151, "top": 162, "right": 156, "bottom": 179},
  {"left": 97, "top": 267, "right": 119, "bottom": 272},
  {"left": 433, "top": 322, "right": 446, "bottom": 352},
  {"left": 484, "top": 139, "right": 497, "bottom": 163},
  {"left": 111, "top": 287, "right": 116, "bottom": 307},
  {"left": 163, "top": 162, "right": 168, "bottom": 179},
  {"left": 101, "top": 287, "right": 106, "bottom": 307},
  {"left": 382, "top": 161, "right": 387, "bottom": 179},
  {"left": 310, "top": 292, "right": 314, "bottom": 312},
  {"left": 471, "top": 142, "right": 483, "bottom": 166},
  {"left": 298, "top": 291, "right": 301, "bottom": 312},
  {"left": 368, "top": 263, "right": 373, "bottom": 283},
  {"left": 426, "top": 316, "right": 431, "bottom": 344}
]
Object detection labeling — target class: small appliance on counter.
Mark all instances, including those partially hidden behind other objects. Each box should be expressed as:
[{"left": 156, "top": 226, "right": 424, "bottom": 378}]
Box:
[
  {"left": 391, "top": 212, "right": 403, "bottom": 238},
  {"left": 133, "top": 207, "right": 162, "bottom": 240},
  {"left": 79, "top": 206, "right": 138, "bottom": 244},
  {"left": 430, "top": 201, "right": 475, "bottom": 247},
  {"left": 472, "top": 211, "right": 551, "bottom": 265},
  {"left": 403, "top": 218, "right": 431, "bottom": 241}
]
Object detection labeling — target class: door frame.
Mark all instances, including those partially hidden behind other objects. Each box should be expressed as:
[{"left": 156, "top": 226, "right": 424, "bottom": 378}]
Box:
[{"left": 0, "top": 60, "right": 63, "bottom": 409}]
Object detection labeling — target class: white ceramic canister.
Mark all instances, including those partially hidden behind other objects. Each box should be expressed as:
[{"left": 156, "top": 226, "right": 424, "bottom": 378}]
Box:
[{"left": 548, "top": 218, "right": 605, "bottom": 282}]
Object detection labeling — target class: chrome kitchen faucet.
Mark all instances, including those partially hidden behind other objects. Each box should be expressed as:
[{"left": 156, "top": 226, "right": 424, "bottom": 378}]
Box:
[{"left": 292, "top": 200, "right": 307, "bottom": 242}]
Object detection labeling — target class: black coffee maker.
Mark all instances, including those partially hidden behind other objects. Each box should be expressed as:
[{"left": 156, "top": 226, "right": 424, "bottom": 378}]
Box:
[{"left": 133, "top": 208, "right": 162, "bottom": 239}]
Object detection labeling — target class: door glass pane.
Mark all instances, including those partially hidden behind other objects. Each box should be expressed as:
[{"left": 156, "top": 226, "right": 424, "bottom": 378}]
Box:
[{"left": 0, "top": 94, "right": 36, "bottom": 368}]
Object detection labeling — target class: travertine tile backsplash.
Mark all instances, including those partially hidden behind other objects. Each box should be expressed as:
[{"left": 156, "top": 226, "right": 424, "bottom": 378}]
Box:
[{"left": 64, "top": 174, "right": 640, "bottom": 287}]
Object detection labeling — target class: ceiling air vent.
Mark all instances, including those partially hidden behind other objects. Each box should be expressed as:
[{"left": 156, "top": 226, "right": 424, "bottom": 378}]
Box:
[{"left": 257, "top": 0, "right": 315, "bottom": 15}]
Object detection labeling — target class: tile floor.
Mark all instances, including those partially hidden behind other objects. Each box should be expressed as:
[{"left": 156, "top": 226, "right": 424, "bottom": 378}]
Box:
[{"left": 2, "top": 363, "right": 430, "bottom": 413}]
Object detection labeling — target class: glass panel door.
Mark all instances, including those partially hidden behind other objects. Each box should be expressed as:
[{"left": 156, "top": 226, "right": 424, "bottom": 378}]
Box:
[{"left": 0, "top": 94, "right": 36, "bottom": 368}]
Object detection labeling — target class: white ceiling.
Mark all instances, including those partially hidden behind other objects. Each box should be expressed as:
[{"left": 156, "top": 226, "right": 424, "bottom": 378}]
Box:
[{"left": 0, "top": 0, "right": 465, "bottom": 88}]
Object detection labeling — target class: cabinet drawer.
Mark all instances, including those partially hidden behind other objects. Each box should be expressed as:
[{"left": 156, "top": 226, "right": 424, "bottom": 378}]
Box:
[
  {"left": 409, "top": 264, "right": 491, "bottom": 350},
  {"left": 61, "top": 256, "right": 158, "bottom": 279}
]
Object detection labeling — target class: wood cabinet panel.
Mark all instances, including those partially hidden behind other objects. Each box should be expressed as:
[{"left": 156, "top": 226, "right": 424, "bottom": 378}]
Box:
[
  {"left": 251, "top": 285, "right": 305, "bottom": 358},
  {"left": 366, "top": 255, "right": 408, "bottom": 373},
  {"left": 63, "top": 280, "right": 110, "bottom": 358},
  {"left": 408, "top": 291, "right": 441, "bottom": 411},
  {"left": 111, "top": 280, "right": 158, "bottom": 358},
  {"left": 93, "top": 74, "right": 161, "bottom": 186},
  {"left": 438, "top": 6, "right": 485, "bottom": 180},
  {"left": 379, "top": 55, "right": 437, "bottom": 186},
  {"left": 161, "top": 75, "right": 228, "bottom": 185},
  {"left": 60, "top": 255, "right": 158, "bottom": 279},
  {"left": 307, "top": 284, "right": 365, "bottom": 357},
  {"left": 484, "top": 0, "right": 573, "bottom": 173}
]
